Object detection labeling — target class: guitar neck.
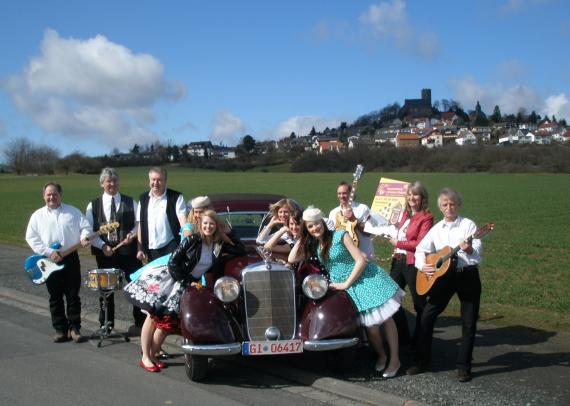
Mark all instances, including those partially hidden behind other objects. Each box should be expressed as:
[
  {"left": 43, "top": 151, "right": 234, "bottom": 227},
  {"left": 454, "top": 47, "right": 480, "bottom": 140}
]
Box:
[
  {"left": 59, "top": 229, "right": 107, "bottom": 258},
  {"left": 347, "top": 180, "right": 359, "bottom": 209}
]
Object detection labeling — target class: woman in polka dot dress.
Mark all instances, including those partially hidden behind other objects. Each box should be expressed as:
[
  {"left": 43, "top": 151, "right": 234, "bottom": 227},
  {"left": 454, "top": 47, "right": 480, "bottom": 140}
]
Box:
[{"left": 289, "top": 206, "right": 404, "bottom": 378}]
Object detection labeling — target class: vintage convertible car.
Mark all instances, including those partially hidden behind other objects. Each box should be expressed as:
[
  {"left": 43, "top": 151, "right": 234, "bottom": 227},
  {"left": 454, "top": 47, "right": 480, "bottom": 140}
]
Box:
[{"left": 179, "top": 193, "right": 361, "bottom": 381}]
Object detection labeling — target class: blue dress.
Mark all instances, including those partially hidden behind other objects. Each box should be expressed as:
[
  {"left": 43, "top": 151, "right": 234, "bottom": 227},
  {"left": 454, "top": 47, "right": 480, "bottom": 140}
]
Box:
[{"left": 319, "top": 231, "right": 404, "bottom": 326}]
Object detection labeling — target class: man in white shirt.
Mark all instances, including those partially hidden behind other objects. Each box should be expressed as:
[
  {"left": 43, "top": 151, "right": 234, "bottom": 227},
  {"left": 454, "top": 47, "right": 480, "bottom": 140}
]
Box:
[
  {"left": 329, "top": 181, "right": 374, "bottom": 258},
  {"left": 136, "top": 167, "right": 187, "bottom": 262},
  {"left": 86, "top": 167, "right": 144, "bottom": 333},
  {"left": 25, "top": 182, "right": 91, "bottom": 343},
  {"left": 406, "top": 188, "right": 483, "bottom": 382}
]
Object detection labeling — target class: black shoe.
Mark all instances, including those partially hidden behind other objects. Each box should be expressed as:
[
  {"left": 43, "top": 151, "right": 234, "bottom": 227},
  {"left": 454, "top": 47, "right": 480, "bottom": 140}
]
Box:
[
  {"left": 53, "top": 330, "right": 69, "bottom": 343},
  {"left": 458, "top": 370, "right": 472, "bottom": 382},
  {"left": 68, "top": 327, "right": 83, "bottom": 343}
]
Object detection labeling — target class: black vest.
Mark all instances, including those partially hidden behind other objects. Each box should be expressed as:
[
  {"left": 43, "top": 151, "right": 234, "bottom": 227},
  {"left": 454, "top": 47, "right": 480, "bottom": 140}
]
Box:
[
  {"left": 90, "top": 194, "right": 136, "bottom": 256},
  {"left": 139, "top": 188, "right": 182, "bottom": 254}
]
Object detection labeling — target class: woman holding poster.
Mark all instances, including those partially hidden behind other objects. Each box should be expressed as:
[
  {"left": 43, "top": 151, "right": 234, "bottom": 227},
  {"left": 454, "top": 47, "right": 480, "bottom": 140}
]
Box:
[{"left": 387, "top": 181, "right": 433, "bottom": 350}]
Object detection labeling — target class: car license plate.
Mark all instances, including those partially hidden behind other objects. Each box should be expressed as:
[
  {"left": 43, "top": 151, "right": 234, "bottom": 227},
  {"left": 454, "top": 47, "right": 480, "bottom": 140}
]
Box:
[{"left": 242, "top": 340, "right": 303, "bottom": 356}]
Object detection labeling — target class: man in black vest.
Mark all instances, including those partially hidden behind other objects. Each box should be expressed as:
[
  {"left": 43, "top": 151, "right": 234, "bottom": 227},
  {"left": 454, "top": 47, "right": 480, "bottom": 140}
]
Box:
[
  {"left": 86, "top": 167, "right": 145, "bottom": 333},
  {"left": 136, "top": 166, "right": 186, "bottom": 262}
]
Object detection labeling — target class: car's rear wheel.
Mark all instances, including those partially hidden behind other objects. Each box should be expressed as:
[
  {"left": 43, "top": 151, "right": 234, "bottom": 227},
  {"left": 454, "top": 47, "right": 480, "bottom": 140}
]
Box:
[{"left": 183, "top": 339, "right": 208, "bottom": 382}]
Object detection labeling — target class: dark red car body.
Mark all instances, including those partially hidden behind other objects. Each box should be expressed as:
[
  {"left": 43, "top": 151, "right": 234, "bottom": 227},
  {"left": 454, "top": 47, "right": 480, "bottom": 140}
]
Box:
[{"left": 178, "top": 194, "right": 360, "bottom": 381}]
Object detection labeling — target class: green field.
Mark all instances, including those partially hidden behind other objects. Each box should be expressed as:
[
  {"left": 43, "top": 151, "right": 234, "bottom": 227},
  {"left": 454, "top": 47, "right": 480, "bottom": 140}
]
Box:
[{"left": 2, "top": 167, "right": 569, "bottom": 331}]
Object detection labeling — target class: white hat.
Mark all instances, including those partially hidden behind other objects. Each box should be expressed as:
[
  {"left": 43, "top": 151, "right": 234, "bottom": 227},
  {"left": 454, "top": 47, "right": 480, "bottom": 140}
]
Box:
[
  {"left": 302, "top": 206, "right": 323, "bottom": 222},
  {"left": 190, "top": 196, "right": 211, "bottom": 209}
]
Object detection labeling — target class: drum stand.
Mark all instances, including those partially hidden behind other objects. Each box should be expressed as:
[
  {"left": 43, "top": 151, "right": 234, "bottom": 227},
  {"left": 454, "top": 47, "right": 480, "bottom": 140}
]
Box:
[{"left": 90, "top": 291, "right": 130, "bottom": 347}]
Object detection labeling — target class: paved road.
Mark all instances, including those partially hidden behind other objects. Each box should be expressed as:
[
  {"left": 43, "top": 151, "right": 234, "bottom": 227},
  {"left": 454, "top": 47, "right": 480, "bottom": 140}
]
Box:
[{"left": 2, "top": 243, "right": 569, "bottom": 406}]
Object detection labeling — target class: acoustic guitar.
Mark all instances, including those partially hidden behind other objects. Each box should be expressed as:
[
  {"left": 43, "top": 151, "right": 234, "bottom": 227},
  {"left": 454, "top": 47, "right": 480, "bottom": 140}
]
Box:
[
  {"left": 335, "top": 164, "right": 364, "bottom": 246},
  {"left": 24, "top": 222, "right": 120, "bottom": 285},
  {"left": 416, "top": 222, "right": 494, "bottom": 296}
]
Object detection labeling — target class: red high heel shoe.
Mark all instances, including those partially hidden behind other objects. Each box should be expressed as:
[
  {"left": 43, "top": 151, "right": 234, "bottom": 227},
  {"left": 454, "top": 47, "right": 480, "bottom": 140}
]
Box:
[
  {"left": 139, "top": 360, "right": 160, "bottom": 372},
  {"left": 154, "top": 360, "right": 167, "bottom": 369}
]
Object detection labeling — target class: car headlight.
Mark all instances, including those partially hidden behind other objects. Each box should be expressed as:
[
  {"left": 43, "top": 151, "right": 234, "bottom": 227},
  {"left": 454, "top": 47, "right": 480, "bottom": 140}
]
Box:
[
  {"left": 214, "top": 276, "right": 240, "bottom": 303},
  {"left": 302, "top": 274, "right": 328, "bottom": 300}
]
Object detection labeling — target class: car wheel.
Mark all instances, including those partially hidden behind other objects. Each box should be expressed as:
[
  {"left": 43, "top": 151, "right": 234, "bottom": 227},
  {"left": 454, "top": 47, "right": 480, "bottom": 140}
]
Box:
[{"left": 183, "top": 339, "right": 208, "bottom": 382}]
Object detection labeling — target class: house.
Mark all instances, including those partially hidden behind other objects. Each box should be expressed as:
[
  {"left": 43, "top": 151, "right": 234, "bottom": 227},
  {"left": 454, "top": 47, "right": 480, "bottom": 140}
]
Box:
[
  {"left": 396, "top": 132, "right": 420, "bottom": 148},
  {"left": 348, "top": 135, "right": 376, "bottom": 149},
  {"left": 440, "top": 111, "right": 459, "bottom": 126},
  {"left": 419, "top": 129, "right": 440, "bottom": 148},
  {"left": 312, "top": 136, "right": 344, "bottom": 154},
  {"left": 211, "top": 145, "right": 236, "bottom": 159},
  {"left": 538, "top": 119, "right": 557, "bottom": 133},
  {"left": 455, "top": 129, "right": 477, "bottom": 146},
  {"left": 471, "top": 126, "right": 492, "bottom": 142},
  {"left": 186, "top": 141, "right": 214, "bottom": 158}
]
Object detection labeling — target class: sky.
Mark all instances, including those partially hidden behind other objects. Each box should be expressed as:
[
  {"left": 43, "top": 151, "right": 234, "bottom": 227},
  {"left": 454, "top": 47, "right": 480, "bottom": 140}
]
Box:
[{"left": 1, "top": 0, "right": 569, "bottom": 158}]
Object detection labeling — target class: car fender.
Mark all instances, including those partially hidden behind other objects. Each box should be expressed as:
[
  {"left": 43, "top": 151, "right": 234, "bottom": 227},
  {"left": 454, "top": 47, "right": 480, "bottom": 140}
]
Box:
[
  {"left": 179, "top": 286, "right": 237, "bottom": 343},
  {"left": 299, "top": 290, "right": 360, "bottom": 340}
]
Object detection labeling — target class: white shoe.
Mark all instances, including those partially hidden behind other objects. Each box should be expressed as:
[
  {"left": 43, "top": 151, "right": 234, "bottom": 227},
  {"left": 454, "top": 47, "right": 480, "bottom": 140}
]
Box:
[
  {"left": 374, "top": 356, "right": 387, "bottom": 372},
  {"left": 382, "top": 361, "right": 401, "bottom": 379}
]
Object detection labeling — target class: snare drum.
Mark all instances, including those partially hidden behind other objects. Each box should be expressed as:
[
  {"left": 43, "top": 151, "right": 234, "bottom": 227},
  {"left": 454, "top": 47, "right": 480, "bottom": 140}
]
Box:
[{"left": 86, "top": 268, "right": 125, "bottom": 291}]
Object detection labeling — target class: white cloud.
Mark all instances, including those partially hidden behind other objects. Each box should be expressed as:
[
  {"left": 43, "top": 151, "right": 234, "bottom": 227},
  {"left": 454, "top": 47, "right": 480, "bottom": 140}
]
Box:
[
  {"left": 544, "top": 94, "right": 570, "bottom": 120},
  {"left": 451, "top": 76, "right": 541, "bottom": 114},
  {"left": 2, "top": 29, "right": 185, "bottom": 152},
  {"left": 451, "top": 76, "right": 569, "bottom": 120},
  {"left": 209, "top": 111, "right": 246, "bottom": 146},
  {"left": 271, "top": 115, "right": 344, "bottom": 140},
  {"left": 359, "top": 0, "right": 439, "bottom": 59}
]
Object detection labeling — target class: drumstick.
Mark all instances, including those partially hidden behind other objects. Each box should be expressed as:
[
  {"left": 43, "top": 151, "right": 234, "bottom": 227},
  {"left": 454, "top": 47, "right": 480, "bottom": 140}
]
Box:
[{"left": 112, "top": 233, "right": 137, "bottom": 252}]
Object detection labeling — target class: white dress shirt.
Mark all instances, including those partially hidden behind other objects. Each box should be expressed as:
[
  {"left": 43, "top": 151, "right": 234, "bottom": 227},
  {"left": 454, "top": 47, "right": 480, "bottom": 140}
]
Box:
[
  {"left": 415, "top": 216, "right": 482, "bottom": 270},
  {"left": 136, "top": 191, "right": 186, "bottom": 249},
  {"left": 26, "top": 203, "right": 92, "bottom": 256},
  {"left": 329, "top": 202, "right": 374, "bottom": 258},
  {"left": 85, "top": 193, "right": 138, "bottom": 249}
]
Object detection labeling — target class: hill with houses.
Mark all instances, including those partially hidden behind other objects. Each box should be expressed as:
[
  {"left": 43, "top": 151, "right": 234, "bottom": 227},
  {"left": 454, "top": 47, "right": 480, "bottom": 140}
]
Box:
[{"left": 148, "top": 88, "right": 570, "bottom": 161}]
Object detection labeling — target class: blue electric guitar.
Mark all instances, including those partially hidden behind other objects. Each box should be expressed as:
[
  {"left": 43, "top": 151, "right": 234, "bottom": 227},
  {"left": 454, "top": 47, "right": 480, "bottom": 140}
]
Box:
[{"left": 24, "top": 222, "right": 119, "bottom": 285}]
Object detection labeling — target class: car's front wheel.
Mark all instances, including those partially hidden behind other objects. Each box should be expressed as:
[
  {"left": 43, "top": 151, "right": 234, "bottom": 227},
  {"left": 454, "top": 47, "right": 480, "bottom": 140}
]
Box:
[{"left": 183, "top": 338, "right": 208, "bottom": 382}]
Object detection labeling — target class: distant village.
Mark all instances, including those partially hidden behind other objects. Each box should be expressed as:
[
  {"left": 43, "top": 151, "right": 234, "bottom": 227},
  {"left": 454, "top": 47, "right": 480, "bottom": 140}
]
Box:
[{"left": 114, "top": 88, "right": 570, "bottom": 162}]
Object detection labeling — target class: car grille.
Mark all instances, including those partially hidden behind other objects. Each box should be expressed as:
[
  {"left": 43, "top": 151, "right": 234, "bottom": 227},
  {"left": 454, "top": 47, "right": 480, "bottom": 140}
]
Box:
[{"left": 242, "top": 267, "right": 296, "bottom": 341}]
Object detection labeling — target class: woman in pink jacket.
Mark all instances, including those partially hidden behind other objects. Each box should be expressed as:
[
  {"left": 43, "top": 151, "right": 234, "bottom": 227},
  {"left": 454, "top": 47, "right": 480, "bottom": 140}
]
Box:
[{"left": 388, "top": 181, "right": 433, "bottom": 351}]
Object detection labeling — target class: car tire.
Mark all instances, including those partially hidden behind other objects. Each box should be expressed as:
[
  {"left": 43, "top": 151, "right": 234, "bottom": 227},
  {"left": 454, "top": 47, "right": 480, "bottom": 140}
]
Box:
[{"left": 183, "top": 339, "right": 208, "bottom": 382}]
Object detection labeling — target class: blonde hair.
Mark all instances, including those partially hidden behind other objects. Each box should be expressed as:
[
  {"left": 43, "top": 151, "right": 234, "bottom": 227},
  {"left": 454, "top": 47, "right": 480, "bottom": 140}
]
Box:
[
  {"left": 269, "top": 198, "right": 295, "bottom": 218},
  {"left": 197, "top": 210, "right": 225, "bottom": 244},
  {"left": 405, "top": 181, "right": 429, "bottom": 215}
]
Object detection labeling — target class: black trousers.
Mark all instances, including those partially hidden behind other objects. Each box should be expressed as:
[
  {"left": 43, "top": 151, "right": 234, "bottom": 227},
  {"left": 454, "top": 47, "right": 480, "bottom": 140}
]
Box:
[
  {"left": 147, "top": 239, "right": 179, "bottom": 261},
  {"left": 95, "top": 253, "right": 145, "bottom": 327},
  {"left": 389, "top": 257, "right": 426, "bottom": 348},
  {"left": 415, "top": 265, "right": 481, "bottom": 372},
  {"left": 45, "top": 252, "right": 81, "bottom": 332}
]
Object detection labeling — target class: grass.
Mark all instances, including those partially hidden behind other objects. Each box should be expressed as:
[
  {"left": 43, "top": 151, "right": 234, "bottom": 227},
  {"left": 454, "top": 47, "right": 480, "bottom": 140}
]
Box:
[{"left": 2, "top": 167, "right": 569, "bottom": 332}]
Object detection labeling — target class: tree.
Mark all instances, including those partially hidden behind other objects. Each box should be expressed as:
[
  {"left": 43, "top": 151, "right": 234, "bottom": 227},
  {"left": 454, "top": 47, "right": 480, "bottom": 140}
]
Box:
[
  {"left": 490, "top": 105, "right": 502, "bottom": 123},
  {"left": 131, "top": 144, "right": 140, "bottom": 154},
  {"left": 3, "top": 137, "right": 59, "bottom": 175},
  {"left": 309, "top": 126, "right": 317, "bottom": 136},
  {"left": 475, "top": 101, "right": 483, "bottom": 114},
  {"left": 528, "top": 111, "right": 538, "bottom": 125},
  {"left": 240, "top": 134, "right": 256, "bottom": 153},
  {"left": 289, "top": 132, "right": 296, "bottom": 139}
]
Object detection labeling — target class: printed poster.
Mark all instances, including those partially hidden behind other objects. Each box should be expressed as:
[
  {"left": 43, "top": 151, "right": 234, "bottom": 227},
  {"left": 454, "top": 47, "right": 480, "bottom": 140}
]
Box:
[{"left": 364, "top": 177, "right": 409, "bottom": 236}]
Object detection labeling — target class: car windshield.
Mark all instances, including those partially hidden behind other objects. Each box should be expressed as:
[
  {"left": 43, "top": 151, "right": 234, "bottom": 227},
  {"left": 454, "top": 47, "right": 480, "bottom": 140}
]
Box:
[{"left": 218, "top": 211, "right": 267, "bottom": 240}]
